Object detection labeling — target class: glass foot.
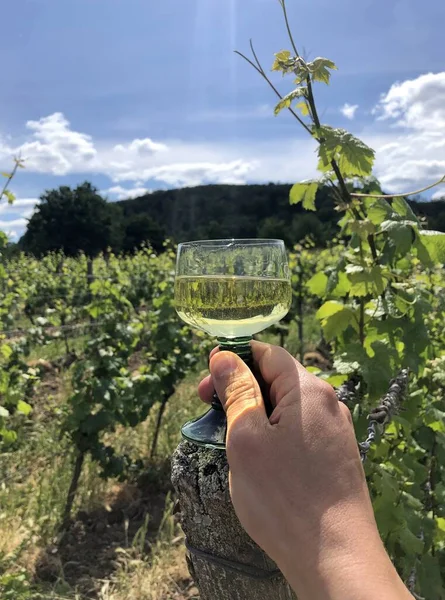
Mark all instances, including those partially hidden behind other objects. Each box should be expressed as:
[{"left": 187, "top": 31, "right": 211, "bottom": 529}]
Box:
[{"left": 181, "top": 405, "right": 227, "bottom": 450}]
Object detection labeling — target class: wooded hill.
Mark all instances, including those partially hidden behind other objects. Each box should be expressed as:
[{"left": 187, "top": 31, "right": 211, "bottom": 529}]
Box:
[
  {"left": 18, "top": 182, "right": 445, "bottom": 256},
  {"left": 118, "top": 183, "right": 445, "bottom": 246}
]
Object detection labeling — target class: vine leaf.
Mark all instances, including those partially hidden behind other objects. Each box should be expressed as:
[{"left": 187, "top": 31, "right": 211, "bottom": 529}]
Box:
[
  {"left": 271, "top": 52, "right": 337, "bottom": 85},
  {"left": 4, "top": 190, "right": 15, "bottom": 204},
  {"left": 350, "top": 219, "right": 376, "bottom": 239},
  {"left": 307, "top": 270, "right": 350, "bottom": 298},
  {"left": 296, "top": 101, "right": 310, "bottom": 116},
  {"left": 414, "top": 234, "right": 433, "bottom": 267},
  {"left": 425, "top": 408, "right": 445, "bottom": 433},
  {"left": 435, "top": 518, "right": 445, "bottom": 544},
  {"left": 399, "top": 527, "right": 425, "bottom": 555},
  {"left": 328, "top": 271, "right": 351, "bottom": 297},
  {"left": 17, "top": 400, "right": 32, "bottom": 415},
  {"left": 316, "top": 300, "right": 356, "bottom": 340},
  {"left": 416, "top": 231, "right": 445, "bottom": 264},
  {"left": 274, "top": 87, "right": 307, "bottom": 115},
  {"left": 373, "top": 470, "right": 401, "bottom": 536},
  {"left": 334, "top": 343, "right": 366, "bottom": 374},
  {"left": 0, "top": 344, "right": 12, "bottom": 359},
  {"left": 347, "top": 265, "right": 385, "bottom": 297},
  {"left": 307, "top": 271, "right": 327, "bottom": 296},
  {"left": 0, "top": 428, "right": 17, "bottom": 444},
  {"left": 392, "top": 197, "right": 419, "bottom": 224},
  {"left": 307, "top": 57, "right": 337, "bottom": 84},
  {"left": 380, "top": 220, "right": 414, "bottom": 256},
  {"left": 362, "top": 341, "right": 398, "bottom": 399},
  {"left": 271, "top": 50, "right": 294, "bottom": 73},
  {"left": 366, "top": 198, "right": 394, "bottom": 225},
  {"left": 317, "top": 126, "right": 375, "bottom": 177},
  {"left": 290, "top": 181, "right": 318, "bottom": 210}
]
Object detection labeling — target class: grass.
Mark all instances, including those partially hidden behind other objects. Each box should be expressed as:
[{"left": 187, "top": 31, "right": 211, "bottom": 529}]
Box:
[
  {"left": 99, "top": 498, "right": 198, "bottom": 600},
  {"left": 26, "top": 333, "right": 89, "bottom": 362}
]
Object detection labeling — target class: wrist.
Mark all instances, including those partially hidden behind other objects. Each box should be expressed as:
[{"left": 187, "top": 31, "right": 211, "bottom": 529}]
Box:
[{"left": 277, "top": 505, "right": 410, "bottom": 600}]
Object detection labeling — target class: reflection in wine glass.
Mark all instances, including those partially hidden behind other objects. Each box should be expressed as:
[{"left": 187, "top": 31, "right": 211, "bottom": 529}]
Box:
[{"left": 175, "top": 239, "right": 292, "bottom": 449}]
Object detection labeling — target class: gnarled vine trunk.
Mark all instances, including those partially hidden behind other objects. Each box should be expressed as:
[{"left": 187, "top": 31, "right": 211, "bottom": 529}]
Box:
[{"left": 171, "top": 441, "right": 296, "bottom": 600}]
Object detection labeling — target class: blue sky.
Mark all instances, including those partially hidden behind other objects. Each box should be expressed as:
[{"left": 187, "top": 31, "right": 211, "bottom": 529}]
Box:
[{"left": 1, "top": 0, "right": 445, "bottom": 239}]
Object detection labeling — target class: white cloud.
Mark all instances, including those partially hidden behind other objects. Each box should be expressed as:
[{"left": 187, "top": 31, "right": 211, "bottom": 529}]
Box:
[
  {"left": 0, "top": 112, "right": 263, "bottom": 187},
  {"left": 141, "top": 160, "right": 256, "bottom": 187},
  {"left": 0, "top": 218, "right": 28, "bottom": 230},
  {"left": 11, "top": 198, "right": 39, "bottom": 208},
  {"left": 113, "top": 138, "right": 167, "bottom": 155},
  {"left": 0, "top": 197, "right": 39, "bottom": 240},
  {"left": 0, "top": 198, "right": 39, "bottom": 213},
  {"left": 104, "top": 185, "right": 150, "bottom": 200},
  {"left": 432, "top": 190, "right": 445, "bottom": 201},
  {"left": 15, "top": 113, "right": 97, "bottom": 176},
  {"left": 340, "top": 103, "right": 359, "bottom": 120},
  {"left": 369, "top": 72, "right": 445, "bottom": 194},
  {"left": 0, "top": 112, "right": 318, "bottom": 189},
  {"left": 374, "top": 72, "right": 445, "bottom": 129}
]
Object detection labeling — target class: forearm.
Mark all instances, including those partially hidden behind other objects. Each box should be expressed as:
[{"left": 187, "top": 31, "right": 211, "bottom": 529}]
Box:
[
  {"left": 287, "top": 548, "right": 412, "bottom": 600},
  {"left": 278, "top": 512, "right": 412, "bottom": 600}
]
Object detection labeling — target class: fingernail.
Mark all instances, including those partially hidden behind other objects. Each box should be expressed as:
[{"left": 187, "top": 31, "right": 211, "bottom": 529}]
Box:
[{"left": 211, "top": 353, "right": 238, "bottom": 381}]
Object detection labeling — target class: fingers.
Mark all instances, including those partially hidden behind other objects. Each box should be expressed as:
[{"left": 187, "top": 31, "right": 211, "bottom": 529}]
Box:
[
  {"left": 208, "top": 346, "right": 220, "bottom": 363},
  {"left": 197, "top": 374, "right": 214, "bottom": 404},
  {"left": 199, "top": 342, "right": 300, "bottom": 406},
  {"left": 198, "top": 346, "right": 220, "bottom": 404},
  {"left": 210, "top": 351, "right": 268, "bottom": 435},
  {"left": 339, "top": 401, "right": 354, "bottom": 426},
  {"left": 250, "top": 341, "right": 303, "bottom": 407},
  {"left": 250, "top": 340, "right": 305, "bottom": 384},
  {"left": 199, "top": 341, "right": 337, "bottom": 414}
]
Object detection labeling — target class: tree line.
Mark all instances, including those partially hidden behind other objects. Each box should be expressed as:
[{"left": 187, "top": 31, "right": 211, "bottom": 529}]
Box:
[{"left": 13, "top": 181, "right": 445, "bottom": 257}]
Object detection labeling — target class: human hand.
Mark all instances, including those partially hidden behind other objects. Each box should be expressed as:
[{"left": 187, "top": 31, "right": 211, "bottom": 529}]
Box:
[{"left": 198, "top": 342, "right": 412, "bottom": 600}]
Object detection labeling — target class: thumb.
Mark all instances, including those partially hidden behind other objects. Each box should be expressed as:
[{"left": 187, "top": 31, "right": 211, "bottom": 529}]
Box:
[{"left": 210, "top": 351, "right": 267, "bottom": 434}]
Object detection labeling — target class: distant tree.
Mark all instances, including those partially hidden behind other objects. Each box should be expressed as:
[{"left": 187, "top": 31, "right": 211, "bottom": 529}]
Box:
[
  {"left": 194, "top": 220, "right": 237, "bottom": 241},
  {"left": 257, "top": 216, "right": 292, "bottom": 245},
  {"left": 1, "top": 242, "right": 20, "bottom": 260},
  {"left": 122, "top": 214, "right": 165, "bottom": 253},
  {"left": 290, "top": 213, "right": 325, "bottom": 244},
  {"left": 19, "top": 182, "right": 123, "bottom": 257}
]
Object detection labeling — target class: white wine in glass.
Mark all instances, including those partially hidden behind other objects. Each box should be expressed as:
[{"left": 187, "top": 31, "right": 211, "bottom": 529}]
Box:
[
  {"left": 175, "top": 275, "right": 291, "bottom": 338},
  {"left": 175, "top": 239, "right": 292, "bottom": 449}
]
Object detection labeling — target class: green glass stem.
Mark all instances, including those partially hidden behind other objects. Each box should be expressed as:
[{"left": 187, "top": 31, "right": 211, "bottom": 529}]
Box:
[
  {"left": 180, "top": 336, "right": 254, "bottom": 450},
  {"left": 217, "top": 336, "right": 253, "bottom": 364}
]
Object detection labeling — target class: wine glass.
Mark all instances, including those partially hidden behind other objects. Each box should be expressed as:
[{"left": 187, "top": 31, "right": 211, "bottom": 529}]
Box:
[{"left": 174, "top": 239, "right": 292, "bottom": 449}]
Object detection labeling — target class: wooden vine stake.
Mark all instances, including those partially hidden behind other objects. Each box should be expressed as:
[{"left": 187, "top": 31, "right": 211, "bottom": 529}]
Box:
[{"left": 171, "top": 442, "right": 296, "bottom": 600}]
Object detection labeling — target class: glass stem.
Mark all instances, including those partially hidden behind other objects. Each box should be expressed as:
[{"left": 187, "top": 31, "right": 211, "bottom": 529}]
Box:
[{"left": 217, "top": 336, "right": 253, "bottom": 365}]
